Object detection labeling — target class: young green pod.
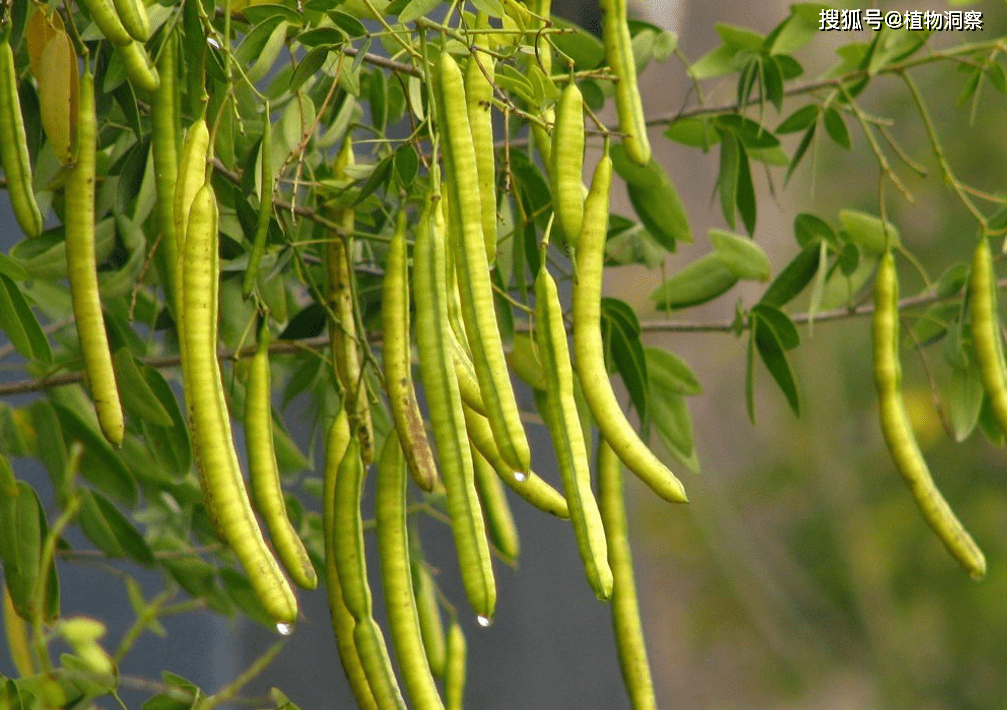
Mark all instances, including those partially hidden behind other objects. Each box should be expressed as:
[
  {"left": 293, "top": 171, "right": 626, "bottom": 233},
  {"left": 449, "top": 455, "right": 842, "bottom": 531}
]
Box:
[
  {"left": 182, "top": 180, "right": 299, "bottom": 623},
  {"left": 471, "top": 443, "right": 520, "bottom": 562},
  {"left": 79, "top": 0, "right": 133, "bottom": 46},
  {"left": 326, "top": 140, "right": 374, "bottom": 465},
  {"left": 413, "top": 184, "right": 496, "bottom": 622},
  {"left": 462, "top": 402, "right": 569, "bottom": 519},
  {"left": 382, "top": 212, "right": 438, "bottom": 492},
  {"left": 969, "top": 237, "right": 1007, "bottom": 438},
  {"left": 536, "top": 261, "right": 612, "bottom": 599},
  {"left": 572, "top": 147, "right": 686, "bottom": 503},
  {"left": 0, "top": 39, "right": 43, "bottom": 238},
  {"left": 599, "top": 0, "right": 651, "bottom": 165},
  {"left": 375, "top": 435, "right": 446, "bottom": 710},
  {"left": 111, "top": 0, "right": 150, "bottom": 42},
  {"left": 443, "top": 621, "right": 467, "bottom": 710},
  {"left": 323, "top": 411, "right": 379, "bottom": 710},
  {"left": 597, "top": 440, "right": 658, "bottom": 710},
  {"left": 66, "top": 69, "right": 125, "bottom": 446},
  {"left": 412, "top": 558, "right": 447, "bottom": 679},
  {"left": 334, "top": 437, "right": 408, "bottom": 709},
  {"left": 245, "top": 322, "right": 318, "bottom": 590},
  {"left": 873, "top": 251, "right": 985, "bottom": 579},
  {"left": 550, "top": 81, "right": 585, "bottom": 243},
  {"left": 464, "top": 49, "right": 498, "bottom": 264},
  {"left": 151, "top": 33, "right": 180, "bottom": 321},
  {"left": 435, "top": 50, "right": 531, "bottom": 475},
  {"left": 117, "top": 40, "right": 159, "bottom": 93}
]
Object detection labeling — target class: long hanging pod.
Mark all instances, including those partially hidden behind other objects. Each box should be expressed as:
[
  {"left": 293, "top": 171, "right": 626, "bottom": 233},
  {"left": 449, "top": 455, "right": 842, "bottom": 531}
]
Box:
[
  {"left": 597, "top": 440, "right": 658, "bottom": 710},
  {"left": 0, "top": 28, "right": 43, "bottom": 238},
  {"left": 181, "top": 180, "right": 299, "bottom": 623},
  {"left": 572, "top": 144, "right": 687, "bottom": 504},
  {"left": 413, "top": 180, "right": 496, "bottom": 623},
  {"left": 323, "top": 411, "right": 379, "bottom": 710},
  {"left": 873, "top": 251, "right": 985, "bottom": 579},
  {"left": 435, "top": 50, "right": 531, "bottom": 475},
  {"left": 66, "top": 68, "right": 125, "bottom": 446}
]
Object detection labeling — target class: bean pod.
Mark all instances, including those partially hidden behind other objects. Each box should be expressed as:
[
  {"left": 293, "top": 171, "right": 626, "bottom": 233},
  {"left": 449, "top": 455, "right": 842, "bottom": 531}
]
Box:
[
  {"left": 414, "top": 183, "right": 496, "bottom": 622},
  {"left": 183, "top": 180, "right": 299, "bottom": 622},
  {"left": 375, "top": 435, "right": 446, "bottom": 710},
  {"left": 0, "top": 36, "right": 43, "bottom": 238},
  {"left": 536, "top": 261, "right": 612, "bottom": 599},
  {"left": 873, "top": 251, "right": 985, "bottom": 579},
  {"left": 572, "top": 146, "right": 687, "bottom": 503},
  {"left": 598, "top": 440, "right": 658, "bottom": 710},
  {"left": 245, "top": 322, "right": 318, "bottom": 590},
  {"left": 382, "top": 212, "right": 438, "bottom": 492},
  {"left": 66, "top": 69, "right": 125, "bottom": 446},
  {"left": 599, "top": 0, "right": 651, "bottom": 165},
  {"left": 969, "top": 237, "right": 1007, "bottom": 438},
  {"left": 436, "top": 50, "right": 531, "bottom": 475},
  {"left": 323, "top": 411, "right": 379, "bottom": 710}
]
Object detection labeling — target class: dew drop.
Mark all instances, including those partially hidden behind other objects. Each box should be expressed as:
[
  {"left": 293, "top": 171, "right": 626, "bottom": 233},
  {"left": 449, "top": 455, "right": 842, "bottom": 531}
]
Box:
[
  {"left": 513, "top": 471, "right": 527, "bottom": 483},
  {"left": 276, "top": 621, "right": 295, "bottom": 636},
  {"left": 476, "top": 614, "right": 492, "bottom": 628}
]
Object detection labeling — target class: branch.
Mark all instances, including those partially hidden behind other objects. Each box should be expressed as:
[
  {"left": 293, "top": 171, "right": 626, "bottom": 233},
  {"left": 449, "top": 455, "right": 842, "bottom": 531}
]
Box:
[{"left": 5, "top": 278, "right": 1005, "bottom": 399}]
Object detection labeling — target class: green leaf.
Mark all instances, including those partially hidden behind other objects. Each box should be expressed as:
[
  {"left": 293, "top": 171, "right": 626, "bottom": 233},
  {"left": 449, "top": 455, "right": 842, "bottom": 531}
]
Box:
[
  {"left": 912, "top": 302, "right": 957, "bottom": 348},
  {"left": 644, "top": 347, "right": 703, "bottom": 395},
  {"left": 290, "top": 47, "right": 330, "bottom": 93},
  {"left": 0, "top": 405, "right": 29, "bottom": 458},
  {"left": 368, "top": 68, "right": 386, "bottom": 134},
  {"left": 753, "top": 316, "right": 800, "bottom": 416},
  {"left": 785, "top": 122, "right": 816, "bottom": 184},
  {"left": 764, "top": 3, "right": 824, "bottom": 55},
  {"left": 823, "top": 107, "right": 851, "bottom": 149},
  {"left": 649, "top": 391, "right": 696, "bottom": 468},
  {"left": 0, "top": 252, "right": 28, "bottom": 281},
  {"left": 78, "top": 489, "right": 155, "bottom": 565},
  {"left": 650, "top": 253, "right": 739, "bottom": 310},
  {"left": 690, "top": 43, "right": 745, "bottom": 80},
  {"left": 279, "top": 303, "right": 327, "bottom": 340},
  {"left": 550, "top": 19, "right": 606, "bottom": 71},
  {"left": 751, "top": 303, "right": 799, "bottom": 349},
  {"left": 0, "top": 275, "right": 51, "bottom": 363},
  {"left": 112, "top": 350, "right": 173, "bottom": 427},
  {"left": 710, "top": 229, "right": 771, "bottom": 281},
  {"left": 948, "top": 357, "right": 983, "bottom": 442},
  {"left": 601, "top": 298, "right": 648, "bottom": 421},
  {"left": 352, "top": 154, "right": 394, "bottom": 207},
  {"left": 152, "top": 535, "right": 234, "bottom": 616},
  {"left": 746, "top": 326, "right": 756, "bottom": 423},
  {"left": 241, "top": 3, "right": 298, "bottom": 23},
  {"left": 394, "top": 144, "right": 419, "bottom": 187},
  {"left": 610, "top": 145, "right": 692, "bottom": 251},
  {"left": 735, "top": 142, "right": 756, "bottom": 235},
  {"left": 49, "top": 390, "right": 138, "bottom": 506},
  {"left": 715, "top": 114, "right": 781, "bottom": 149},
  {"left": 507, "top": 333, "right": 545, "bottom": 391},
  {"left": 294, "top": 27, "right": 345, "bottom": 48},
  {"left": 219, "top": 568, "right": 273, "bottom": 629},
  {"left": 0, "top": 480, "right": 42, "bottom": 621},
  {"left": 468, "top": 0, "right": 504, "bottom": 18},
  {"left": 838, "top": 209, "right": 900, "bottom": 254},
  {"left": 138, "top": 363, "right": 191, "bottom": 480},
  {"left": 718, "top": 130, "right": 739, "bottom": 229},
  {"left": 794, "top": 212, "right": 836, "bottom": 248},
  {"left": 29, "top": 401, "right": 70, "bottom": 499},
  {"left": 664, "top": 117, "right": 720, "bottom": 149},
  {"left": 759, "top": 243, "right": 820, "bottom": 308},
  {"left": 605, "top": 220, "right": 666, "bottom": 268},
  {"left": 397, "top": 0, "right": 441, "bottom": 23},
  {"left": 776, "top": 104, "right": 819, "bottom": 133},
  {"left": 715, "top": 23, "right": 765, "bottom": 50},
  {"left": 328, "top": 10, "right": 367, "bottom": 37}
]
